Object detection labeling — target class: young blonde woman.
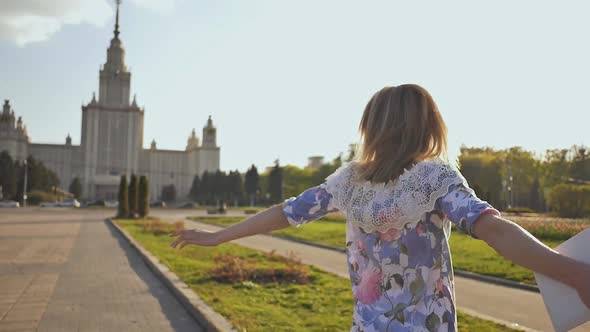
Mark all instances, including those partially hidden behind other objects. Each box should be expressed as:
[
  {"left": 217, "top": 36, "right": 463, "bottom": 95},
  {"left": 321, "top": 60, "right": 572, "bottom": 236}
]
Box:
[{"left": 171, "top": 84, "right": 590, "bottom": 331}]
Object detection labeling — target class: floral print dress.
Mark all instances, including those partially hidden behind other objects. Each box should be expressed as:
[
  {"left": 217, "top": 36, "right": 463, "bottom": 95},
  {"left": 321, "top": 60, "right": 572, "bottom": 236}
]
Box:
[{"left": 282, "top": 159, "right": 500, "bottom": 332}]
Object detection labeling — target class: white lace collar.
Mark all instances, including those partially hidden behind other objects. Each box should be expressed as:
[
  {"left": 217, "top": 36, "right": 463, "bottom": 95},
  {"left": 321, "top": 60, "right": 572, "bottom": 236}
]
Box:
[{"left": 324, "top": 158, "right": 470, "bottom": 233}]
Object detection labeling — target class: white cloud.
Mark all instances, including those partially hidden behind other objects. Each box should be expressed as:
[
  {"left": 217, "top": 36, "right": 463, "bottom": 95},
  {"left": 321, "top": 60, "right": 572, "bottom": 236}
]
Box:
[
  {"left": 129, "top": 0, "right": 182, "bottom": 14},
  {"left": 0, "top": 0, "right": 179, "bottom": 46}
]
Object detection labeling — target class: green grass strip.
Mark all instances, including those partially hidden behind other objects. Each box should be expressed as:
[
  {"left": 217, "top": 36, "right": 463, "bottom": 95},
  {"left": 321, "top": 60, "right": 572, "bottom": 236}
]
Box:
[{"left": 117, "top": 219, "right": 519, "bottom": 331}]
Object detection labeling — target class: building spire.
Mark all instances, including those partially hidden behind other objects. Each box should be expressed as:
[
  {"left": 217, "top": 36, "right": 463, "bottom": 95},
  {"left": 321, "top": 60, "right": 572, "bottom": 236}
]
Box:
[{"left": 114, "top": 0, "right": 121, "bottom": 38}]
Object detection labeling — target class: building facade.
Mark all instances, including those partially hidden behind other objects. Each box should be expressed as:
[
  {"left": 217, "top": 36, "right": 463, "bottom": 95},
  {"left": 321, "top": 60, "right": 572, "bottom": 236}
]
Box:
[{"left": 0, "top": 3, "right": 220, "bottom": 201}]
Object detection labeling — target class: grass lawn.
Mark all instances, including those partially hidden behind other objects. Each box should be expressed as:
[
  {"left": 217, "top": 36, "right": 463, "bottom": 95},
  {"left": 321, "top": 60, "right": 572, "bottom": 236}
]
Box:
[
  {"left": 189, "top": 216, "right": 565, "bottom": 285},
  {"left": 116, "top": 219, "right": 519, "bottom": 331}
]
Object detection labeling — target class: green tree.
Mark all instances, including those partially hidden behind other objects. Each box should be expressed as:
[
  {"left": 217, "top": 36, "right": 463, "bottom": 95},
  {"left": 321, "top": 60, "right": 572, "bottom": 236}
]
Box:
[
  {"left": 69, "top": 177, "right": 82, "bottom": 199},
  {"left": 15, "top": 156, "right": 60, "bottom": 203},
  {"left": 268, "top": 160, "right": 283, "bottom": 204},
  {"left": 529, "top": 175, "right": 542, "bottom": 212},
  {"left": 547, "top": 184, "right": 590, "bottom": 218},
  {"left": 161, "top": 184, "right": 177, "bottom": 203},
  {"left": 213, "top": 170, "right": 226, "bottom": 203},
  {"left": 117, "top": 175, "right": 129, "bottom": 218},
  {"left": 128, "top": 174, "right": 138, "bottom": 217},
  {"left": 542, "top": 148, "right": 571, "bottom": 187},
  {"left": 571, "top": 145, "right": 590, "bottom": 182},
  {"left": 138, "top": 176, "right": 149, "bottom": 218},
  {"left": 199, "top": 172, "right": 212, "bottom": 205},
  {"left": 189, "top": 175, "right": 200, "bottom": 202},
  {"left": 244, "top": 165, "right": 259, "bottom": 206},
  {"left": 227, "top": 170, "right": 244, "bottom": 206},
  {"left": 0, "top": 151, "right": 16, "bottom": 200}
]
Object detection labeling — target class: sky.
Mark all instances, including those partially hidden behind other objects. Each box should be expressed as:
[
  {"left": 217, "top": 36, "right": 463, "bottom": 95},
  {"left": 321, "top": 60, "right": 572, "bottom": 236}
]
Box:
[{"left": 1, "top": 0, "right": 588, "bottom": 172}]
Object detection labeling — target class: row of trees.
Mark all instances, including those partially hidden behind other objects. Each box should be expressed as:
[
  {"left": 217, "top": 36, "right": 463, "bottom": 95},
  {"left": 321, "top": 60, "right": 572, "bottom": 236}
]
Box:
[
  {"left": 118, "top": 174, "right": 150, "bottom": 218},
  {"left": 459, "top": 145, "right": 589, "bottom": 215},
  {"left": 186, "top": 156, "right": 345, "bottom": 207},
  {"left": 0, "top": 151, "right": 60, "bottom": 202}
]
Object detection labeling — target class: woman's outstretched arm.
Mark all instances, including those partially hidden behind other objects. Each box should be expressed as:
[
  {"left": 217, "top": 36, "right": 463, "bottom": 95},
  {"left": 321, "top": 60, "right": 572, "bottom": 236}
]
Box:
[
  {"left": 473, "top": 214, "right": 590, "bottom": 308},
  {"left": 170, "top": 204, "right": 290, "bottom": 248}
]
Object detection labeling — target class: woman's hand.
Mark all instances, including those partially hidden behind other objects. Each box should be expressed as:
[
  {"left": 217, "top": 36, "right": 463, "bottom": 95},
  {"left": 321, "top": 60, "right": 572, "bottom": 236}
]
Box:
[{"left": 169, "top": 229, "right": 220, "bottom": 249}]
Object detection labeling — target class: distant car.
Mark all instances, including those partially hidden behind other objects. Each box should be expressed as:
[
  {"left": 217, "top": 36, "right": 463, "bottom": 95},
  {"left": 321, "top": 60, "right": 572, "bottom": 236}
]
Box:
[
  {"left": 177, "top": 201, "right": 198, "bottom": 208},
  {"left": 104, "top": 200, "right": 119, "bottom": 208},
  {"left": 150, "top": 200, "right": 166, "bottom": 207},
  {"left": 85, "top": 200, "right": 106, "bottom": 207},
  {"left": 0, "top": 201, "right": 20, "bottom": 208},
  {"left": 57, "top": 199, "right": 80, "bottom": 208},
  {"left": 40, "top": 201, "right": 58, "bottom": 207}
]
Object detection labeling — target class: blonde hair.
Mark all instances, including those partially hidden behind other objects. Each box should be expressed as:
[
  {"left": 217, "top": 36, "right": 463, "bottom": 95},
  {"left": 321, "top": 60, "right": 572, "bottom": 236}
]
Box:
[{"left": 356, "top": 84, "right": 448, "bottom": 183}]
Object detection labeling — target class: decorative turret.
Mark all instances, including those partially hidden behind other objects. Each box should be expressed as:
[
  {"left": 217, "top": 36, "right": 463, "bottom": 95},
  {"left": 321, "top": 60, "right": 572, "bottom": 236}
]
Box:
[
  {"left": 150, "top": 139, "right": 157, "bottom": 150},
  {"left": 202, "top": 115, "right": 217, "bottom": 148},
  {"left": 66, "top": 133, "right": 72, "bottom": 146},
  {"left": 1, "top": 100, "right": 16, "bottom": 128},
  {"left": 186, "top": 128, "right": 200, "bottom": 150},
  {"left": 90, "top": 92, "right": 98, "bottom": 105},
  {"left": 131, "top": 94, "right": 138, "bottom": 108}
]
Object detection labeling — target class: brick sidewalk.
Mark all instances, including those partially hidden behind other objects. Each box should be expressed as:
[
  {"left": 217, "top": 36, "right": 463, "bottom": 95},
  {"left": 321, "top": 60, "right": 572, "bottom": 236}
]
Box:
[{"left": 0, "top": 210, "right": 202, "bottom": 332}]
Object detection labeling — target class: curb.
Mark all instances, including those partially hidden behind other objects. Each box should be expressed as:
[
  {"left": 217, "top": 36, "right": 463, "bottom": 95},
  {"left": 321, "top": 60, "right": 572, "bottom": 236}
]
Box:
[
  {"left": 107, "top": 219, "right": 237, "bottom": 332},
  {"left": 193, "top": 219, "right": 540, "bottom": 293}
]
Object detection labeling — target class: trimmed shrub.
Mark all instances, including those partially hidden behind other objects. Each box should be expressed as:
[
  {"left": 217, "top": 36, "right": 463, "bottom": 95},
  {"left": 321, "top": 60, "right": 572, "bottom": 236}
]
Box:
[
  {"left": 117, "top": 175, "right": 129, "bottom": 218},
  {"left": 128, "top": 174, "right": 138, "bottom": 217},
  {"left": 547, "top": 184, "right": 590, "bottom": 218},
  {"left": 138, "top": 176, "right": 149, "bottom": 218}
]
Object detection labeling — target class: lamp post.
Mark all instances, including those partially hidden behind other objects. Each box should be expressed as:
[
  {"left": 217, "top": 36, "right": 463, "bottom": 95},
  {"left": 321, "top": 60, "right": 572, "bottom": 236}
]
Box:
[{"left": 23, "top": 159, "right": 28, "bottom": 207}]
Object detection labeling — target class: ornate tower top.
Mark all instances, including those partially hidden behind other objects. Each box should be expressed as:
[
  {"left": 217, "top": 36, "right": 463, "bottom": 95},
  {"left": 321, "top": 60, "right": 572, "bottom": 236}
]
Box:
[
  {"left": 66, "top": 133, "right": 72, "bottom": 146},
  {"left": 114, "top": 0, "right": 121, "bottom": 38},
  {"left": 97, "top": 0, "right": 132, "bottom": 108},
  {"left": 186, "top": 128, "right": 200, "bottom": 150},
  {"left": 2, "top": 100, "right": 10, "bottom": 114},
  {"left": 202, "top": 116, "right": 217, "bottom": 148},
  {"left": 150, "top": 139, "right": 157, "bottom": 150},
  {"left": 104, "top": 0, "right": 127, "bottom": 73}
]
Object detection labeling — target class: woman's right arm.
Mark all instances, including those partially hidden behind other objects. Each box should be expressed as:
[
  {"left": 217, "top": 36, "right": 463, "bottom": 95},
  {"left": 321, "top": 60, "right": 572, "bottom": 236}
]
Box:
[
  {"left": 472, "top": 214, "right": 590, "bottom": 308},
  {"left": 437, "top": 181, "right": 590, "bottom": 309}
]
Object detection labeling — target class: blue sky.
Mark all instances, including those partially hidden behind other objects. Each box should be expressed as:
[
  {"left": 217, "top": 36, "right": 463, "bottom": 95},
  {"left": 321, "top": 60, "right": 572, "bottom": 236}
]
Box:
[{"left": 1, "top": 0, "right": 588, "bottom": 172}]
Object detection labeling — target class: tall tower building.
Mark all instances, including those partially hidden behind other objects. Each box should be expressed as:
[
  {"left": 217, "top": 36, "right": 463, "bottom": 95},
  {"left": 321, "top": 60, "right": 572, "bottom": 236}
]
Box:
[
  {"left": 1, "top": 0, "right": 220, "bottom": 201},
  {"left": 80, "top": 0, "right": 143, "bottom": 199}
]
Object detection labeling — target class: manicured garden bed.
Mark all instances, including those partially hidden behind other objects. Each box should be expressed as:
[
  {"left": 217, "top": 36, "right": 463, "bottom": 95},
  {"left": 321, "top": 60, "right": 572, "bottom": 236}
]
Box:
[{"left": 116, "top": 219, "right": 519, "bottom": 331}]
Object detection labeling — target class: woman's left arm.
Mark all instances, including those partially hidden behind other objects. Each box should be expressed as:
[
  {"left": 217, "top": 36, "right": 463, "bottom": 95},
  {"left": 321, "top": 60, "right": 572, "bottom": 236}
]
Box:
[{"left": 473, "top": 214, "right": 590, "bottom": 308}]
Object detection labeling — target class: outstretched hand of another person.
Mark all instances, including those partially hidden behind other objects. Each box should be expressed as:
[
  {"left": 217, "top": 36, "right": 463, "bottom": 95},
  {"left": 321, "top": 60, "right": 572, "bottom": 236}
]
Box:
[{"left": 169, "top": 229, "right": 220, "bottom": 249}]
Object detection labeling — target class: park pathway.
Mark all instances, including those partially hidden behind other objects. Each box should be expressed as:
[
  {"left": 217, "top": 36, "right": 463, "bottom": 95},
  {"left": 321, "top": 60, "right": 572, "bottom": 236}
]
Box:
[
  {"left": 0, "top": 209, "right": 202, "bottom": 332},
  {"left": 163, "top": 214, "right": 590, "bottom": 332}
]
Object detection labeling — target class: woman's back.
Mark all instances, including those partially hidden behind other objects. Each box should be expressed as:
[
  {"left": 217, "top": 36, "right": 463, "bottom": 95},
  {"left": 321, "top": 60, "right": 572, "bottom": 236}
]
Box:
[{"left": 283, "top": 158, "right": 500, "bottom": 331}]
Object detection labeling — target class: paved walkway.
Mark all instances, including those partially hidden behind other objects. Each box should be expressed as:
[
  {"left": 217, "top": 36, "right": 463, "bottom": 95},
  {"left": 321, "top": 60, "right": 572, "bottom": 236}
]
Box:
[
  {"left": 0, "top": 209, "right": 202, "bottom": 332},
  {"left": 163, "top": 214, "right": 590, "bottom": 332}
]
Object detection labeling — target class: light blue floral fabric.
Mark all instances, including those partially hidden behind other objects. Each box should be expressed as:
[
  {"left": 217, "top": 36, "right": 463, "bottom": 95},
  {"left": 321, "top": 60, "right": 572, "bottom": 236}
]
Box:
[{"left": 282, "top": 162, "right": 499, "bottom": 332}]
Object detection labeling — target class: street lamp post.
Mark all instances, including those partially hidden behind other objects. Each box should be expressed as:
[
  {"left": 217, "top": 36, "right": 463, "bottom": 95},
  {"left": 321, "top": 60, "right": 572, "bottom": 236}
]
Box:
[{"left": 23, "top": 159, "right": 28, "bottom": 207}]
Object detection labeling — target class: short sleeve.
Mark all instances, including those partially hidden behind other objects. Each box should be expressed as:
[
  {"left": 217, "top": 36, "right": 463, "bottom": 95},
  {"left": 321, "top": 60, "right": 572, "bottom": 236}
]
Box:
[
  {"left": 435, "top": 182, "right": 500, "bottom": 239},
  {"left": 282, "top": 183, "right": 339, "bottom": 227}
]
